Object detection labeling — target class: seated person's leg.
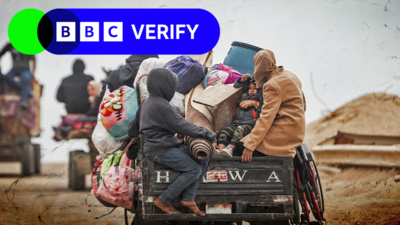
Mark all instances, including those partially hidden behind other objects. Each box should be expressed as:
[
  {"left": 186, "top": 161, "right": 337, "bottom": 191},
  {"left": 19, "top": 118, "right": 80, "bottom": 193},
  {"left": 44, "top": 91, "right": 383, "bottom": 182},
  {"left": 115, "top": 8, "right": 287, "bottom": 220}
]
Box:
[
  {"left": 147, "top": 144, "right": 204, "bottom": 215},
  {"left": 180, "top": 146, "right": 209, "bottom": 216},
  {"left": 229, "top": 124, "right": 253, "bottom": 150},
  {"left": 20, "top": 69, "right": 32, "bottom": 102},
  {"left": 252, "top": 150, "right": 267, "bottom": 157},
  {"left": 2, "top": 68, "right": 22, "bottom": 90},
  {"left": 221, "top": 124, "right": 253, "bottom": 157},
  {"left": 233, "top": 142, "right": 245, "bottom": 156},
  {"left": 217, "top": 124, "right": 236, "bottom": 150},
  {"left": 234, "top": 142, "right": 268, "bottom": 157}
]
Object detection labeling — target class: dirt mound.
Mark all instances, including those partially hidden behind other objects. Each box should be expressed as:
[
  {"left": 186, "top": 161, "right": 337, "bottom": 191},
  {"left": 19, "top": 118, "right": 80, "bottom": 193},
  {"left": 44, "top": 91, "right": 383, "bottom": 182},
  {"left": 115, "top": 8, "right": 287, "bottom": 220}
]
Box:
[
  {"left": 305, "top": 93, "right": 400, "bottom": 147},
  {"left": 320, "top": 167, "right": 400, "bottom": 225}
]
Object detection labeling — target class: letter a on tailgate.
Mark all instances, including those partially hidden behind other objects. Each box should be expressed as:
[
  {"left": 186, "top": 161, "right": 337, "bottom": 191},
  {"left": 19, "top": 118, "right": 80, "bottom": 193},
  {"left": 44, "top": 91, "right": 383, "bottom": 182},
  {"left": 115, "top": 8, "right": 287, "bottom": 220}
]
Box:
[{"left": 266, "top": 171, "right": 281, "bottom": 182}]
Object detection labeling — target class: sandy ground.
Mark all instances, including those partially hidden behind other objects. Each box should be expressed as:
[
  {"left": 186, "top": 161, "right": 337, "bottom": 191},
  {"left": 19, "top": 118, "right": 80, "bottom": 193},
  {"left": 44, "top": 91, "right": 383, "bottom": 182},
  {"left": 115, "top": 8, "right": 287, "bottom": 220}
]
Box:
[
  {"left": 1, "top": 163, "right": 400, "bottom": 224},
  {"left": 0, "top": 163, "right": 134, "bottom": 225},
  {"left": 319, "top": 167, "right": 400, "bottom": 225}
]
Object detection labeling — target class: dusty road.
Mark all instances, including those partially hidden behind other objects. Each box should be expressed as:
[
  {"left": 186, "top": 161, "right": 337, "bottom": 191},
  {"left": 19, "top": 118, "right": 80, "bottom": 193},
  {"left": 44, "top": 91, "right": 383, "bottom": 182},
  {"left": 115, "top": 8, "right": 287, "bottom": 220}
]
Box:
[
  {"left": 0, "top": 163, "right": 134, "bottom": 225},
  {"left": 1, "top": 163, "right": 400, "bottom": 224}
]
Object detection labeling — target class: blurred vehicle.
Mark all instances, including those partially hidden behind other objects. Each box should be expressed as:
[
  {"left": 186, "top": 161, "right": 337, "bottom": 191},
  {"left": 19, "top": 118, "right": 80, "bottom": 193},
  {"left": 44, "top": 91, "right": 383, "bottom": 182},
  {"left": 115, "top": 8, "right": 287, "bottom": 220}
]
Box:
[{"left": 0, "top": 66, "right": 42, "bottom": 176}]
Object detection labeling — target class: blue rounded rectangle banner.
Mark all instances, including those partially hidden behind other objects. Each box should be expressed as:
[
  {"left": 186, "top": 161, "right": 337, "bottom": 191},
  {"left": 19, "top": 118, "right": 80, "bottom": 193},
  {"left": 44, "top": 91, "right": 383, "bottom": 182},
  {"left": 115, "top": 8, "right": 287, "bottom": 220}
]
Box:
[{"left": 43, "top": 8, "right": 220, "bottom": 55}]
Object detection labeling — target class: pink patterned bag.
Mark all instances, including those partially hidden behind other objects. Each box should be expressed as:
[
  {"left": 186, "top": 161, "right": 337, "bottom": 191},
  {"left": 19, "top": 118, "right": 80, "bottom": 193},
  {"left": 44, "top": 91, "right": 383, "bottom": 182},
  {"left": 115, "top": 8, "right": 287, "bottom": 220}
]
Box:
[{"left": 94, "top": 141, "right": 137, "bottom": 209}]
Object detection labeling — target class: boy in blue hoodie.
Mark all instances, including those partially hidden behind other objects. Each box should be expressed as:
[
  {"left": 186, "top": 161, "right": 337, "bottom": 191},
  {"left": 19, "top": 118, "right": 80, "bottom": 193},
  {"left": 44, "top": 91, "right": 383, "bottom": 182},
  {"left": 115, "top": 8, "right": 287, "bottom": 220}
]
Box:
[{"left": 128, "top": 68, "right": 217, "bottom": 216}]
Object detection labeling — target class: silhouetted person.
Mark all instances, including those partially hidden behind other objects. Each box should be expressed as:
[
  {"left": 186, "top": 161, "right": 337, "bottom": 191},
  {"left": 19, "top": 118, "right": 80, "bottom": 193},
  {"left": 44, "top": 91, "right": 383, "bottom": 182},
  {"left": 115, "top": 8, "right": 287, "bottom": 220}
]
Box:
[{"left": 56, "top": 59, "right": 94, "bottom": 114}]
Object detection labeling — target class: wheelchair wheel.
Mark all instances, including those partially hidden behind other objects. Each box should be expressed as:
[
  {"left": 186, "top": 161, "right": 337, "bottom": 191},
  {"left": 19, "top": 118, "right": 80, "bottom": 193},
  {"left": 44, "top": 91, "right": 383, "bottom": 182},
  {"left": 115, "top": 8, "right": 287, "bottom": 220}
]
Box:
[
  {"left": 304, "top": 161, "right": 324, "bottom": 224},
  {"left": 294, "top": 165, "right": 310, "bottom": 224}
]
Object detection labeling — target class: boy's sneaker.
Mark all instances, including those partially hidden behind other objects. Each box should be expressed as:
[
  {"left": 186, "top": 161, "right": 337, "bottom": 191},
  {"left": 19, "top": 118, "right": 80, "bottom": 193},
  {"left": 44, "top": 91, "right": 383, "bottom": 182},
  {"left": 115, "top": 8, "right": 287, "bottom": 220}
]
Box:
[
  {"left": 213, "top": 149, "right": 221, "bottom": 156},
  {"left": 220, "top": 146, "right": 233, "bottom": 157}
]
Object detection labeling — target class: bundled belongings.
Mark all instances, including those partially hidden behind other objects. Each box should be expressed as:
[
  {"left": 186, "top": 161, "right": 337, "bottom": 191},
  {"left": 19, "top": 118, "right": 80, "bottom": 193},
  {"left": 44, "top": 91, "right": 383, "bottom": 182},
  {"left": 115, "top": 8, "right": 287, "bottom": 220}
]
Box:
[
  {"left": 169, "top": 92, "right": 185, "bottom": 117},
  {"left": 134, "top": 58, "right": 166, "bottom": 89},
  {"left": 93, "top": 55, "right": 158, "bottom": 115},
  {"left": 92, "top": 123, "right": 126, "bottom": 159},
  {"left": 99, "top": 85, "right": 139, "bottom": 141},
  {"left": 102, "top": 55, "right": 159, "bottom": 93},
  {"left": 203, "top": 63, "right": 243, "bottom": 88},
  {"left": 92, "top": 140, "right": 137, "bottom": 209},
  {"left": 163, "top": 56, "right": 205, "bottom": 95}
]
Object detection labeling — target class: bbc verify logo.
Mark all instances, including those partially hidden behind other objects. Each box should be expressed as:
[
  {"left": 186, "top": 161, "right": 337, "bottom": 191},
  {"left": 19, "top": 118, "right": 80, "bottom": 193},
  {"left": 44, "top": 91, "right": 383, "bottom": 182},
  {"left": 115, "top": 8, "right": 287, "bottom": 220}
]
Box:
[
  {"left": 56, "top": 22, "right": 123, "bottom": 42},
  {"left": 56, "top": 22, "right": 199, "bottom": 42},
  {"left": 8, "top": 8, "right": 220, "bottom": 55}
]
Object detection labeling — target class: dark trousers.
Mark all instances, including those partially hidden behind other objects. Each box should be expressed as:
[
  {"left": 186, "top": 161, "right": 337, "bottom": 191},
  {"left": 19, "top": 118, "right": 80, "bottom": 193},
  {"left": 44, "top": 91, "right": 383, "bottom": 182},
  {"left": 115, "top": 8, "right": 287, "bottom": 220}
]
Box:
[
  {"left": 147, "top": 144, "right": 209, "bottom": 204},
  {"left": 233, "top": 142, "right": 267, "bottom": 157},
  {"left": 2, "top": 67, "right": 32, "bottom": 101}
]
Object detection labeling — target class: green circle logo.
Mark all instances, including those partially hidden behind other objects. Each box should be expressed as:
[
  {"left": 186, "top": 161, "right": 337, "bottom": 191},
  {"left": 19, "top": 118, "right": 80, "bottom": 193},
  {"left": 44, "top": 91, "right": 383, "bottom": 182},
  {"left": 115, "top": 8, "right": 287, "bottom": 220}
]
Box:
[{"left": 8, "top": 8, "right": 45, "bottom": 55}]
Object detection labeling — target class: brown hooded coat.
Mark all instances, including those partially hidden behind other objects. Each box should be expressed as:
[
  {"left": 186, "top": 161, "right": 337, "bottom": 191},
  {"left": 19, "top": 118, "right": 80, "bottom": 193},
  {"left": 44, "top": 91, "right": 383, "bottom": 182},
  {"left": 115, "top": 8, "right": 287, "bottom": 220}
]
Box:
[{"left": 241, "top": 50, "right": 306, "bottom": 157}]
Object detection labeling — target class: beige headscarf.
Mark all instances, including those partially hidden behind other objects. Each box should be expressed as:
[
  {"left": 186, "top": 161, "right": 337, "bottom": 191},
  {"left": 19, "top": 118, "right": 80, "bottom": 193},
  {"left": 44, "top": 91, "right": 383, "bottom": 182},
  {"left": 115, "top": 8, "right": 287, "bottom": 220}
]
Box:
[
  {"left": 253, "top": 50, "right": 283, "bottom": 85},
  {"left": 88, "top": 80, "right": 102, "bottom": 103}
]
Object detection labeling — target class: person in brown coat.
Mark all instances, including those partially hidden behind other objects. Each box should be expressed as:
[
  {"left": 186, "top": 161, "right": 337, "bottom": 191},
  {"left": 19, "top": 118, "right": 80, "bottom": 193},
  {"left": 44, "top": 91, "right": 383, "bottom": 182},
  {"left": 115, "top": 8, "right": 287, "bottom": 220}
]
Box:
[{"left": 240, "top": 49, "right": 306, "bottom": 162}]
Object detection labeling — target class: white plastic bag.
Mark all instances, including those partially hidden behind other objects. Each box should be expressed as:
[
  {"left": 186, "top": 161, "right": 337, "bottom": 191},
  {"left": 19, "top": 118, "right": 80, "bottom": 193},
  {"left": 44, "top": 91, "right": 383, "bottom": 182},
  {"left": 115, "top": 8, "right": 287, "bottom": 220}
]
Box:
[
  {"left": 138, "top": 75, "right": 149, "bottom": 103},
  {"left": 134, "top": 58, "right": 166, "bottom": 89},
  {"left": 92, "top": 123, "right": 125, "bottom": 159},
  {"left": 170, "top": 92, "right": 185, "bottom": 117}
]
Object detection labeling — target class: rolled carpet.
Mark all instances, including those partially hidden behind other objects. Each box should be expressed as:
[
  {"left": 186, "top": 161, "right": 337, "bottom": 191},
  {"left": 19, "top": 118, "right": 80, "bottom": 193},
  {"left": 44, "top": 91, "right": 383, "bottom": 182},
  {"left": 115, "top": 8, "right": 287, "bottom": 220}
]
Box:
[
  {"left": 185, "top": 83, "right": 214, "bottom": 160},
  {"left": 186, "top": 136, "right": 212, "bottom": 160}
]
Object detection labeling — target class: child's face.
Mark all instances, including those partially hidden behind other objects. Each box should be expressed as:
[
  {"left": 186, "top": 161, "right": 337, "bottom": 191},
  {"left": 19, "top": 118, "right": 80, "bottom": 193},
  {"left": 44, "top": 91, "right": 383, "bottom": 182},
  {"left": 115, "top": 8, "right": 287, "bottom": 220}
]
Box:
[{"left": 248, "top": 83, "right": 257, "bottom": 96}]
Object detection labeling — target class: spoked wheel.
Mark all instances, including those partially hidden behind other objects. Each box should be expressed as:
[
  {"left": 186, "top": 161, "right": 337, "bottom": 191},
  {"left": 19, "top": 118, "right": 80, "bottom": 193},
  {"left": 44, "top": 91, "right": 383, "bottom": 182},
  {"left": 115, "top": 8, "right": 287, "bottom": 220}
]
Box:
[
  {"left": 291, "top": 184, "right": 300, "bottom": 225},
  {"left": 305, "top": 161, "right": 325, "bottom": 224},
  {"left": 294, "top": 165, "right": 310, "bottom": 224}
]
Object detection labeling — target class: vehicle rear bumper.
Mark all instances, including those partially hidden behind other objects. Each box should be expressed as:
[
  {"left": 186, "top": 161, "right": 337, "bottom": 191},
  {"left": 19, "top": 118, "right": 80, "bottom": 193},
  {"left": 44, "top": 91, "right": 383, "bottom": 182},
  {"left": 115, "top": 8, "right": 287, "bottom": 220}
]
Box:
[{"left": 144, "top": 213, "right": 293, "bottom": 221}]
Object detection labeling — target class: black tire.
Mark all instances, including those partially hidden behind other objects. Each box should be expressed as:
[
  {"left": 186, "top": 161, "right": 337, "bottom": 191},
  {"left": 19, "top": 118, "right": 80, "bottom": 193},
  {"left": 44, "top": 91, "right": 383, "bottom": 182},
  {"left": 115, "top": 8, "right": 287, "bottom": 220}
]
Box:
[
  {"left": 69, "top": 150, "right": 86, "bottom": 190},
  {"left": 32, "top": 144, "right": 41, "bottom": 174},
  {"left": 21, "top": 142, "right": 34, "bottom": 176},
  {"left": 231, "top": 41, "right": 263, "bottom": 52}
]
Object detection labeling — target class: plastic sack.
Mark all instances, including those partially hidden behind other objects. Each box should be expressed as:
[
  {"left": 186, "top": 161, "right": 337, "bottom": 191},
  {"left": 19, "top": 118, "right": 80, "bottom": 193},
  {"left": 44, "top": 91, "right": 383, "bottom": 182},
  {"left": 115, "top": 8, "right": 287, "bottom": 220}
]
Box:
[
  {"left": 170, "top": 92, "right": 185, "bottom": 117},
  {"left": 97, "top": 161, "right": 136, "bottom": 209},
  {"left": 134, "top": 58, "right": 166, "bottom": 89},
  {"left": 163, "top": 56, "right": 205, "bottom": 95},
  {"left": 93, "top": 143, "right": 136, "bottom": 209},
  {"left": 138, "top": 75, "right": 149, "bottom": 103},
  {"left": 92, "top": 123, "right": 125, "bottom": 159},
  {"left": 99, "top": 85, "right": 139, "bottom": 141}
]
